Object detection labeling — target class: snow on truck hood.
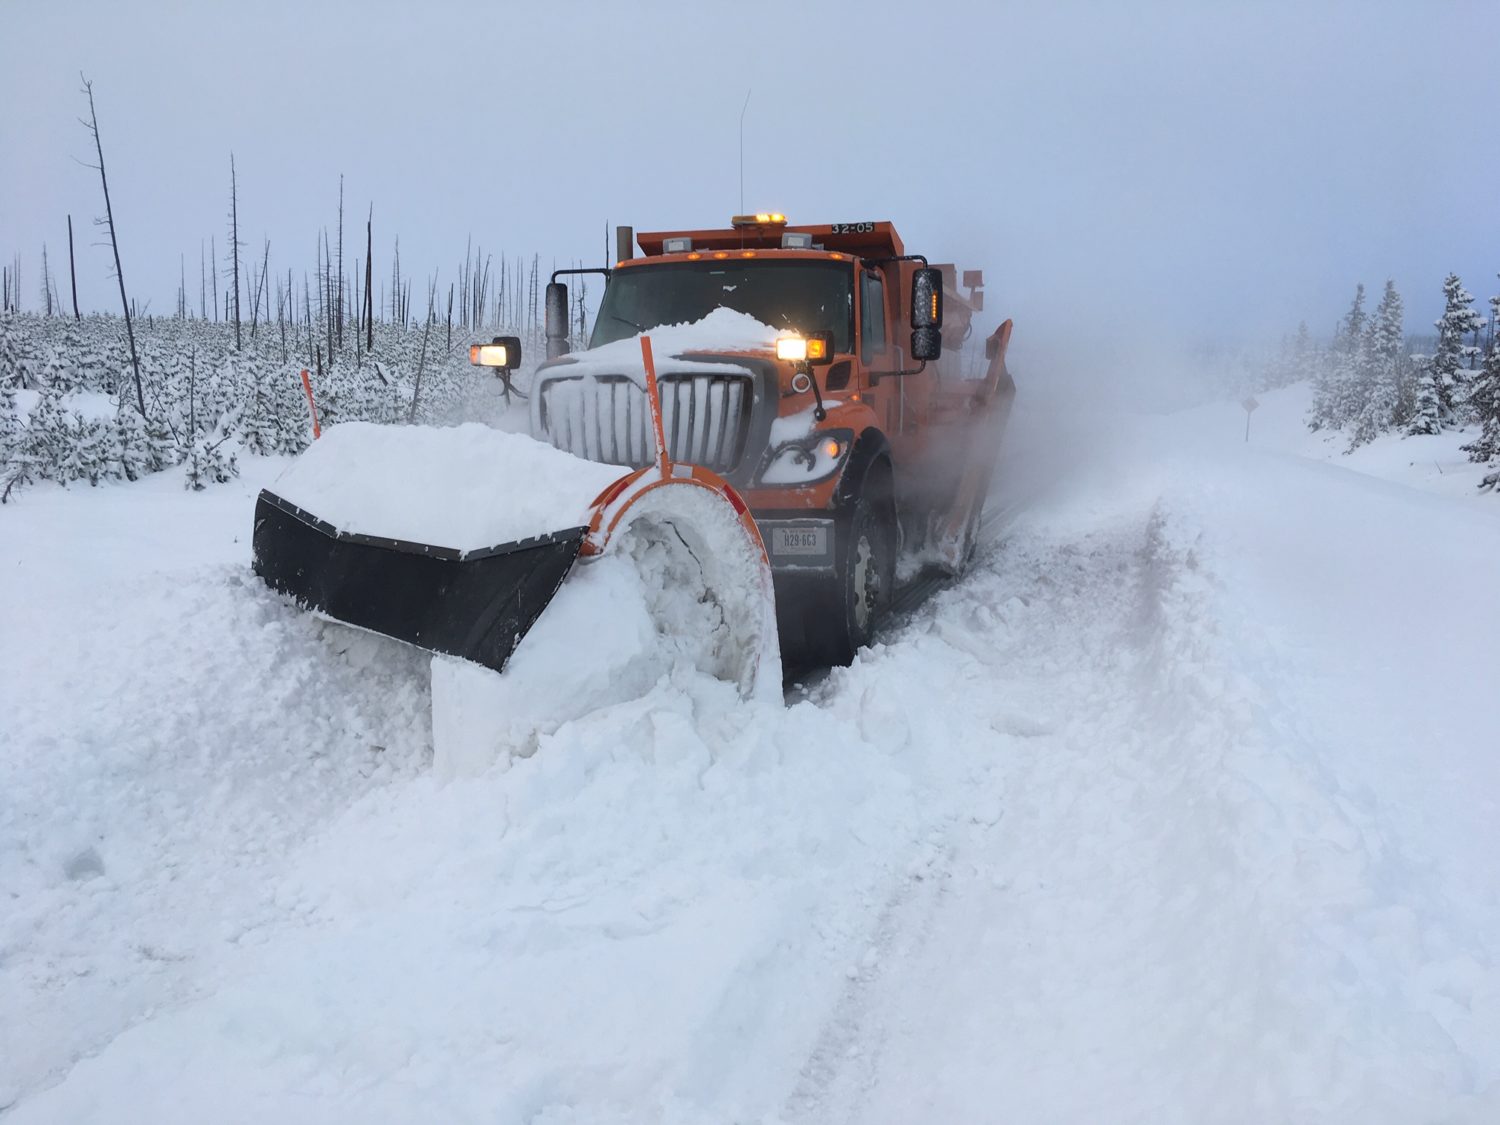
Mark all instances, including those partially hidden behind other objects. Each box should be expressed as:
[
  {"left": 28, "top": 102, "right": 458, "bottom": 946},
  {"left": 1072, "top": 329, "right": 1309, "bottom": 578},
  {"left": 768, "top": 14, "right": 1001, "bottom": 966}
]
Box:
[
  {"left": 548, "top": 308, "right": 779, "bottom": 379},
  {"left": 268, "top": 422, "right": 624, "bottom": 552}
]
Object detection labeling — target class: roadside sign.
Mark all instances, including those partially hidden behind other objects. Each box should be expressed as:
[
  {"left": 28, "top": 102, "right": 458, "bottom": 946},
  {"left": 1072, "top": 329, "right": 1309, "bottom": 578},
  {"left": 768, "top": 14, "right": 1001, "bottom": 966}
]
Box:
[{"left": 1241, "top": 396, "right": 1259, "bottom": 441}]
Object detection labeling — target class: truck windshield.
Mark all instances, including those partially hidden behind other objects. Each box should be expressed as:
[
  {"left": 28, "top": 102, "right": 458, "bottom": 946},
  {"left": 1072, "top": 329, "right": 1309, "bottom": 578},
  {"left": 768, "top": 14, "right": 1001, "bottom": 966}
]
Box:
[{"left": 590, "top": 259, "right": 854, "bottom": 352}]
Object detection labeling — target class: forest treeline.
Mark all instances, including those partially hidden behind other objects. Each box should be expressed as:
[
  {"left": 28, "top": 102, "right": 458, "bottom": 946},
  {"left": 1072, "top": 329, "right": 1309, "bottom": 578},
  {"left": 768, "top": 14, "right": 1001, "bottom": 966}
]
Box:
[
  {"left": 0, "top": 79, "right": 596, "bottom": 499},
  {"left": 1253, "top": 272, "right": 1500, "bottom": 464}
]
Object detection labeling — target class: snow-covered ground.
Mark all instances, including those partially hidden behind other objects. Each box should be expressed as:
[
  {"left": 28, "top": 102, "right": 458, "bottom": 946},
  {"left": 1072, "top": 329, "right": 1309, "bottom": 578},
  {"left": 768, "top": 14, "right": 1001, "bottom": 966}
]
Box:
[{"left": 2, "top": 383, "right": 1498, "bottom": 1122}]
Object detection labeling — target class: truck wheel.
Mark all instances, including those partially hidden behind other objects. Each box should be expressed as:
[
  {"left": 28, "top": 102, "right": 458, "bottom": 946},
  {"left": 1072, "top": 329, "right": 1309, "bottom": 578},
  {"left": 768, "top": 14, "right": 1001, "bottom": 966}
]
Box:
[{"left": 831, "top": 496, "right": 894, "bottom": 665}]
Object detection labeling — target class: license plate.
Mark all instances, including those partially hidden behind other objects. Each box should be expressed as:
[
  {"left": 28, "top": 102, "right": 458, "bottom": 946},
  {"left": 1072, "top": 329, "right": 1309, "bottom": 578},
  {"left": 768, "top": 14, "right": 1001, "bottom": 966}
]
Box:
[{"left": 772, "top": 526, "right": 827, "bottom": 556}]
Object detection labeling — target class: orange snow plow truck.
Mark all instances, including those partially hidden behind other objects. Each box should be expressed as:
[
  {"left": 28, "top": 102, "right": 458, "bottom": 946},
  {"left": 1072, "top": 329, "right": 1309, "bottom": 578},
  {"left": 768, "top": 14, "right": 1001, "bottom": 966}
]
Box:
[{"left": 252, "top": 215, "right": 1014, "bottom": 674}]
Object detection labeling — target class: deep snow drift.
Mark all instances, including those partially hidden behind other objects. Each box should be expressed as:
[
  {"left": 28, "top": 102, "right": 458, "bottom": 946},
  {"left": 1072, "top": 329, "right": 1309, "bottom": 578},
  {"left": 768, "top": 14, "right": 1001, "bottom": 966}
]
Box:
[{"left": 2, "top": 384, "right": 1498, "bottom": 1123}]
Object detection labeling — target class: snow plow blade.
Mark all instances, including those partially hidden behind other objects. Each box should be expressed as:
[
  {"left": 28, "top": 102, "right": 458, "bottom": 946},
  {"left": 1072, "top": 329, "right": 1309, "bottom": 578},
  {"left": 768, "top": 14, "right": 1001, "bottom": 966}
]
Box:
[{"left": 252, "top": 490, "right": 586, "bottom": 674}]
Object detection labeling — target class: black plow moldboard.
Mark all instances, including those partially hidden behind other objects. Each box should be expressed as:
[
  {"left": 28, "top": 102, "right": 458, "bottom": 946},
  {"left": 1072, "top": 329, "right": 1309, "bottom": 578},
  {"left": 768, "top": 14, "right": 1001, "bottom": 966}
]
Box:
[{"left": 251, "top": 490, "right": 587, "bottom": 673}]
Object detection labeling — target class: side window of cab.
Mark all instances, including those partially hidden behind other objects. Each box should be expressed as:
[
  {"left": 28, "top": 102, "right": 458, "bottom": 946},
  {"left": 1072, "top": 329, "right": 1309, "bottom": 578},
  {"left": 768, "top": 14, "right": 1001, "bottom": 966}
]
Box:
[{"left": 860, "top": 270, "right": 887, "bottom": 358}]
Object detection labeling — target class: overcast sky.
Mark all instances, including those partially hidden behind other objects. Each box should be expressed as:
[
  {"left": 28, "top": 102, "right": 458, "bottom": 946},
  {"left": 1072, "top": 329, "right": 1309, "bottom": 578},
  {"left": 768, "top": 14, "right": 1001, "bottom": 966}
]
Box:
[{"left": 3, "top": 0, "right": 1497, "bottom": 365}]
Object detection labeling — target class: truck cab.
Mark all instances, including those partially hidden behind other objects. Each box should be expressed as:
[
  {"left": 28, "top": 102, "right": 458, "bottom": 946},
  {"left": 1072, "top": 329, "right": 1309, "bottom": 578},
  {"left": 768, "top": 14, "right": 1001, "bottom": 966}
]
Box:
[{"left": 512, "top": 215, "right": 1013, "bottom": 667}]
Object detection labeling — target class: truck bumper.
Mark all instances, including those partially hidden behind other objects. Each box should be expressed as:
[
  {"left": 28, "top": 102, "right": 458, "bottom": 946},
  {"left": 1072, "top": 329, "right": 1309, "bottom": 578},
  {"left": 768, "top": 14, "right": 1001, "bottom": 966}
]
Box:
[{"left": 754, "top": 512, "right": 845, "bottom": 668}]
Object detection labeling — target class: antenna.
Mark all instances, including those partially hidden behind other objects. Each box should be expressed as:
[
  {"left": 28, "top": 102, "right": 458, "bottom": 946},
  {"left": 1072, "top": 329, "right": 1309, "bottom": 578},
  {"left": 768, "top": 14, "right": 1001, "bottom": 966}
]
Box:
[{"left": 739, "top": 89, "right": 752, "bottom": 214}]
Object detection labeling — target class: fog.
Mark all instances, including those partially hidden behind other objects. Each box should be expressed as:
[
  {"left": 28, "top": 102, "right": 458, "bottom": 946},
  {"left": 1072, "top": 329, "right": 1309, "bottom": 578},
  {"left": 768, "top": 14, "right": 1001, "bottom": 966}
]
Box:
[{"left": 3, "top": 0, "right": 1496, "bottom": 384}]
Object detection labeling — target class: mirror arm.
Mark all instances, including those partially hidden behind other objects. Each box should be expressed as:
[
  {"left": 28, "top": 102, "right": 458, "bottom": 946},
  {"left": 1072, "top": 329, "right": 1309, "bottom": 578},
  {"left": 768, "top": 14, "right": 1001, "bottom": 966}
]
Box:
[
  {"left": 549, "top": 266, "right": 613, "bottom": 284},
  {"left": 867, "top": 359, "right": 927, "bottom": 387},
  {"left": 798, "top": 361, "right": 828, "bottom": 421},
  {"left": 862, "top": 253, "right": 929, "bottom": 268}
]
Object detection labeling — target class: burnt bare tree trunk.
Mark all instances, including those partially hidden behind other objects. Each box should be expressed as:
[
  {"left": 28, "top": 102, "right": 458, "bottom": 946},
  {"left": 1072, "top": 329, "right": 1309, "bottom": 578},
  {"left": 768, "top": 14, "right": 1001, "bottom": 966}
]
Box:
[
  {"left": 409, "top": 280, "right": 435, "bottom": 422},
  {"left": 336, "top": 175, "right": 344, "bottom": 352},
  {"left": 277, "top": 279, "right": 288, "bottom": 363},
  {"left": 40, "top": 244, "right": 53, "bottom": 316},
  {"left": 323, "top": 229, "right": 334, "bottom": 361},
  {"left": 365, "top": 209, "right": 373, "bottom": 352},
  {"left": 391, "top": 238, "right": 401, "bottom": 325},
  {"left": 249, "top": 238, "right": 269, "bottom": 336},
  {"left": 67, "top": 216, "right": 80, "bottom": 319},
  {"left": 80, "top": 75, "right": 146, "bottom": 417},
  {"left": 462, "top": 237, "right": 472, "bottom": 330},
  {"left": 229, "top": 155, "right": 242, "bottom": 349}
]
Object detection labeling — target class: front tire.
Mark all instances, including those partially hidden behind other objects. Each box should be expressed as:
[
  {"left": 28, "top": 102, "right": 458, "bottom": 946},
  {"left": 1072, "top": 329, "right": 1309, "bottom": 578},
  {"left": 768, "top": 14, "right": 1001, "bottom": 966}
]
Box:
[{"left": 829, "top": 496, "right": 895, "bottom": 665}]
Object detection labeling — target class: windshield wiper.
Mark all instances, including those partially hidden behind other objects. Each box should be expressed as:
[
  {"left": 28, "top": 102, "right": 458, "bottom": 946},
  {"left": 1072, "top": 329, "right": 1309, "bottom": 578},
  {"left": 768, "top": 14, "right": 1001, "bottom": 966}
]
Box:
[{"left": 608, "top": 312, "right": 646, "bottom": 333}]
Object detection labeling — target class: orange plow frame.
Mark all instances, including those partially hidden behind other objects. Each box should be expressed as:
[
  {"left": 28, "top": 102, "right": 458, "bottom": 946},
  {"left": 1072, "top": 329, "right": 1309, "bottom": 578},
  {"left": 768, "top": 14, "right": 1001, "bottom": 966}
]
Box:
[{"left": 579, "top": 336, "right": 771, "bottom": 567}]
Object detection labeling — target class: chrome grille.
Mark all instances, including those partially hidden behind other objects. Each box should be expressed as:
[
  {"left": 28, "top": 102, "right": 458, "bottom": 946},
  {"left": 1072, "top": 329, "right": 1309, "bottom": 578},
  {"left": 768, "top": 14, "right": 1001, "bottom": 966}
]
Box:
[{"left": 539, "top": 373, "right": 753, "bottom": 472}]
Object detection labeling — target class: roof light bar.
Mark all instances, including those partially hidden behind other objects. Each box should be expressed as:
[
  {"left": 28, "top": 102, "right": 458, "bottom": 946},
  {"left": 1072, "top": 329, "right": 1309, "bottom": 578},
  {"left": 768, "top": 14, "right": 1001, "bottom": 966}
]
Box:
[{"left": 731, "top": 212, "right": 787, "bottom": 228}]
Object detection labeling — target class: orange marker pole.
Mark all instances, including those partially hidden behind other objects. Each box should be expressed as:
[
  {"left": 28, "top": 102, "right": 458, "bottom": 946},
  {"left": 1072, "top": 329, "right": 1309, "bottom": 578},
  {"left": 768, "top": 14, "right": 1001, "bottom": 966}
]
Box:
[
  {"left": 299, "top": 368, "right": 322, "bottom": 440},
  {"left": 640, "top": 336, "right": 668, "bottom": 474}
]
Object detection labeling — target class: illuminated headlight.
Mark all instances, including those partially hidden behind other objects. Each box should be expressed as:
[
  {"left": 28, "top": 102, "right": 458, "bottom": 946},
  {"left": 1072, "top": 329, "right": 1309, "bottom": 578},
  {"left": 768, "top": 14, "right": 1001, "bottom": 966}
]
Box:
[
  {"left": 757, "top": 429, "right": 854, "bottom": 486},
  {"left": 470, "top": 335, "right": 521, "bottom": 370},
  {"left": 775, "top": 335, "right": 808, "bottom": 362},
  {"left": 470, "top": 343, "right": 509, "bottom": 367},
  {"left": 775, "top": 333, "right": 831, "bottom": 364}
]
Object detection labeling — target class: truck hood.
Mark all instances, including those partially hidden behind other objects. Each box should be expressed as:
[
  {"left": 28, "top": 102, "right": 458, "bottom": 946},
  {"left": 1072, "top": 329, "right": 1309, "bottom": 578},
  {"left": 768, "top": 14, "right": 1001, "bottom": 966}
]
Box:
[{"left": 537, "top": 308, "right": 781, "bottom": 383}]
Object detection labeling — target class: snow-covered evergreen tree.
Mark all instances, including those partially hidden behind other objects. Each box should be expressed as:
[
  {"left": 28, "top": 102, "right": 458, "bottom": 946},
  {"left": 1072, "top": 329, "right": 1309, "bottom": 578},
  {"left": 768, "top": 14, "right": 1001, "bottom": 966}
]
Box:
[
  {"left": 20, "top": 387, "right": 72, "bottom": 481},
  {"left": 1461, "top": 286, "right": 1500, "bottom": 465},
  {"left": 1349, "top": 280, "right": 1405, "bottom": 448},
  {"left": 0, "top": 379, "right": 29, "bottom": 500},
  {"left": 1412, "top": 274, "right": 1485, "bottom": 434},
  {"left": 0, "top": 314, "right": 24, "bottom": 388},
  {"left": 1311, "top": 285, "right": 1366, "bottom": 431},
  {"left": 184, "top": 409, "right": 240, "bottom": 490},
  {"left": 1292, "top": 321, "right": 1315, "bottom": 383},
  {"left": 111, "top": 403, "right": 175, "bottom": 482}
]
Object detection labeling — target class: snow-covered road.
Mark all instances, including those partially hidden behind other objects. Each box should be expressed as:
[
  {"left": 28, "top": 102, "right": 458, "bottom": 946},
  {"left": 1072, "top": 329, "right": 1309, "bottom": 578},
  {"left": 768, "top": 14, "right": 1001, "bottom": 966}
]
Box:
[{"left": 3, "top": 388, "right": 1498, "bottom": 1122}]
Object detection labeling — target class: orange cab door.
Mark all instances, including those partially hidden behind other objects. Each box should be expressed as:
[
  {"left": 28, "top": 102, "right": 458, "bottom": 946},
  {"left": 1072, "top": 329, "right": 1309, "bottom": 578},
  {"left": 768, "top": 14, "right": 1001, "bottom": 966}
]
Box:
[{"left": 856, "top": 266, "right": 894, "bottom": 430}]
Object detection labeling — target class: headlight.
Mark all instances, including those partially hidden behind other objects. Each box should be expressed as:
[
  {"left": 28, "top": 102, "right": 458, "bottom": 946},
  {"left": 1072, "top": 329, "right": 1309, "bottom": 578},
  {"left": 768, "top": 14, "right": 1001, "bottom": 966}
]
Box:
[
  {"left": 756, "top": 429, "right": 853, "bottom": 486},
  {"left": 775, "top": 335, "right": 808, "bottom": 362}
]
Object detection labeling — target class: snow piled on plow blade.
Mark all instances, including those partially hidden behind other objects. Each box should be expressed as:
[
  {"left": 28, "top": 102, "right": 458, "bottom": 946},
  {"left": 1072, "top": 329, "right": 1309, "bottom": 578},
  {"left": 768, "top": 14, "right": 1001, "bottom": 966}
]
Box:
[{"left": 266, "top": 421, "right": 623, "bottom": 552}]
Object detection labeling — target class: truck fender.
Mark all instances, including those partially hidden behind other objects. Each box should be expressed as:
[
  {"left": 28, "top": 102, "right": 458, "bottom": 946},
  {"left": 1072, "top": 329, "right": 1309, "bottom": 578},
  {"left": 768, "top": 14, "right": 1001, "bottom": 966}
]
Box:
[{"left": 834, "top": 428, "right": 895, "bottom": 516}]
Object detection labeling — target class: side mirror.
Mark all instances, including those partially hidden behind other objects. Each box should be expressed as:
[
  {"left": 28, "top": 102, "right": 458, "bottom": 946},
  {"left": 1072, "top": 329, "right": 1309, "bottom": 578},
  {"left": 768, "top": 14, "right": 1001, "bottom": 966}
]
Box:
[
  {"left": 545, "top": 282, "right": 570, "bottom": 359},
  {"left": 910, "top": 267, "right": 943, "bottom": 361},
  {"left": 470, "top": 335, "right": 522, "bottom": 371}
]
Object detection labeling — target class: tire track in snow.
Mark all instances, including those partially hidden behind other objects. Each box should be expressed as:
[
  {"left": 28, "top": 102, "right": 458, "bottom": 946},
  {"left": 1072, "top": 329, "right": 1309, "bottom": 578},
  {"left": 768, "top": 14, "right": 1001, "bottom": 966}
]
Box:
[
  {"left": 797, "top": 479, "right": 1500, "bottom": 1123},
  {"left": 783, "top": 503, "right": 1155, "bottom": 1122}
]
